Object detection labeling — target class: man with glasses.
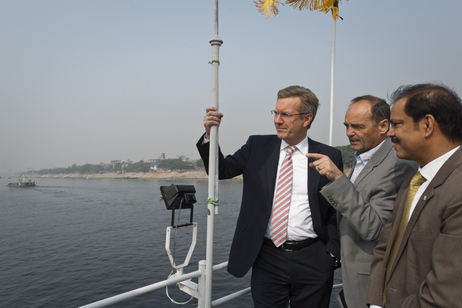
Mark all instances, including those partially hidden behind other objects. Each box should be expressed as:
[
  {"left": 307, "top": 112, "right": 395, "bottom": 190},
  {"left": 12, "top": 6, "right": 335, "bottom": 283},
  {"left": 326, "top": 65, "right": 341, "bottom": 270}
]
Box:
[{"left": 197, "top": 85, "right": 343, "bottom": 307}]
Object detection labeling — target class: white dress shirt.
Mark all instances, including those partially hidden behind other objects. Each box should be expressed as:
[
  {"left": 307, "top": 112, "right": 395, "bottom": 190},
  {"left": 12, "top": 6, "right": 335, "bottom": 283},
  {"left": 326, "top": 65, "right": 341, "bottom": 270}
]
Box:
[
  {"left": 409, "top": 145, "right": 459, "bottom": 220},
  {"left": 265, "top": 137, "right": 316, "bottom": 241}
]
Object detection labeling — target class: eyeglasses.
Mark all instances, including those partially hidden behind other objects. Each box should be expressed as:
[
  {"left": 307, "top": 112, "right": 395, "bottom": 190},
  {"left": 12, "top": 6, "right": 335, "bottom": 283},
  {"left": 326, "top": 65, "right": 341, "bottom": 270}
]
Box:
[{"left": 271, "top": 110, "right": 310, "bottom": 118}]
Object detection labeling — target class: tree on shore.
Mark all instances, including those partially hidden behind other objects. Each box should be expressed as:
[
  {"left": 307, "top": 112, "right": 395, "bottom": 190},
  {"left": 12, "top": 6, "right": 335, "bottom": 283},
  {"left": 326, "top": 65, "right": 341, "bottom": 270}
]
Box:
[{"left": 159, "top": 159, "right": 195, "bottom": 171}]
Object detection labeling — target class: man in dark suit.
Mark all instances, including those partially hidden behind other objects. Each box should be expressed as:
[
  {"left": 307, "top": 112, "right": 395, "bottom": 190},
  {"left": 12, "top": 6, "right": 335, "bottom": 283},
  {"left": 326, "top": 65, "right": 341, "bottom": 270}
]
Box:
[
  {"left": 367, "top": 83, "right": 462, "bottom": 307},
  {"left": 197, "top": 85, "right": 343, "bottom": 308}
]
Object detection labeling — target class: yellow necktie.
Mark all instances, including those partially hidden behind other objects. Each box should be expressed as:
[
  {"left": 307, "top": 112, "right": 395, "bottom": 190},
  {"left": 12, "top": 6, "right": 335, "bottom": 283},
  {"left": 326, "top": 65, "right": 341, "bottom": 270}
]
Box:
[{"left": 383, "top": 171, "right": 426, "bottom": 304}]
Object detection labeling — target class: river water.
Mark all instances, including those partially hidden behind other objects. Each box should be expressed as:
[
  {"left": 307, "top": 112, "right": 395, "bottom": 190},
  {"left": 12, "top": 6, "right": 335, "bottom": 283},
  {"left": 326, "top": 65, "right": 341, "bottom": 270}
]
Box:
[{"left": 0, "top": 176, "right": 340, "bottom": 307}]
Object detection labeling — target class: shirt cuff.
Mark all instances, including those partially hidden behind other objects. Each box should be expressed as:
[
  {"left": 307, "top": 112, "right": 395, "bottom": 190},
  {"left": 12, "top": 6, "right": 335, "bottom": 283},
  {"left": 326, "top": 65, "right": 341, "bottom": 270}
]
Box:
[{"left": 369, "top": 305, "right": 382, "bottom": 308}]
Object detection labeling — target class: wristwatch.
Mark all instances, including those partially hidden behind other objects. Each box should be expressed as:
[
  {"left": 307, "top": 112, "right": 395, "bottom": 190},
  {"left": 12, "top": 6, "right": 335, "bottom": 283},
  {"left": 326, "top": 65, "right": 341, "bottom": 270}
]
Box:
[
  {"left": 332, "top": 256, "right": 340, "bottom": 267},
  {"left": 328, "top": 252, "right": 340, "bottom": 267}
]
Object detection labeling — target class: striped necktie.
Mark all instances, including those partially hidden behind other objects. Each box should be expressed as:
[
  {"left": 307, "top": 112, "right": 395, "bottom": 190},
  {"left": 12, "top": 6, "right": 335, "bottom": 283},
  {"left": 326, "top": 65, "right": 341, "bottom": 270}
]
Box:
[
  {"left": 269, "top": 146, "right": 297, "bottom": 247},
  {"left": 383, "top": 171, "right": 426, "bottom": 304}
]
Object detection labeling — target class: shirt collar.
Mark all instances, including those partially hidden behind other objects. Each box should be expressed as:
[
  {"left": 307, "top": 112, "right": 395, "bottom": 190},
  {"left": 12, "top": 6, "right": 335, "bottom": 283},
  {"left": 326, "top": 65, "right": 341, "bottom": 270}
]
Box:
[
  {"left": 354, "top": 139, "right": 386, "bottom": 166},
  {"left": 419, "top": 145, "right": 460, "bottom": 181},
  {"left": 280, "top": 137, "right": 309, "bottom": 154}
]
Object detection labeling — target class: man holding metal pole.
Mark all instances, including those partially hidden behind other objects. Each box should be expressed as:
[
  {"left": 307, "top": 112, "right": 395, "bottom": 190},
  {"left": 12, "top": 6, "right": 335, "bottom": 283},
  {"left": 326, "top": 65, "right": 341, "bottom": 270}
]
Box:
[{"left": 197, "top": 85, "right": 342, "bottom": 307}]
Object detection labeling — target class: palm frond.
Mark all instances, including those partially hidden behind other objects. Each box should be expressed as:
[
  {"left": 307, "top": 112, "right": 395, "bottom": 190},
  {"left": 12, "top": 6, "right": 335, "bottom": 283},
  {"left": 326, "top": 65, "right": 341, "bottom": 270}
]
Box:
[
  {"left": 284, "top": 0, "right": 346, "bottom": 19},
  {"left": 254, "top": 0, "right": 283, "bottom": 18},
  {"left": 285, "top": 0, "right": 318, "bottom": 11}
]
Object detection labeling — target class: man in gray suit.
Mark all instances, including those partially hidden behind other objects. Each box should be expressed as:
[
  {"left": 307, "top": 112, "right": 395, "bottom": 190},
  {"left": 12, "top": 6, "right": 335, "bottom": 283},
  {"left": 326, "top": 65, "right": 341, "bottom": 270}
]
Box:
[{"left": 307, "top": 95, "right": 416, "bottom": 308}]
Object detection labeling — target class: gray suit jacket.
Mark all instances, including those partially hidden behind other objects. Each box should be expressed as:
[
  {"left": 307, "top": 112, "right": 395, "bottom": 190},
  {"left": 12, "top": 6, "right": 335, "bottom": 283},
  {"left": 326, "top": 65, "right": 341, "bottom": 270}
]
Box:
[
  {"left": 368, "top": 146, "right": 462, "bottom": 307},
  {"left": 321, "top": 139, "right": 416, "bottom": 308}
]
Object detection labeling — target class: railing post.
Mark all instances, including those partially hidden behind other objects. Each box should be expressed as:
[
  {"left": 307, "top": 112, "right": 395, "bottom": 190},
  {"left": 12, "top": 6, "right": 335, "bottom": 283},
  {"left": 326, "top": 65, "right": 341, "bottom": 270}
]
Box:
[{"left": 197, "top": 260, "right": 207, "bottom": 308}]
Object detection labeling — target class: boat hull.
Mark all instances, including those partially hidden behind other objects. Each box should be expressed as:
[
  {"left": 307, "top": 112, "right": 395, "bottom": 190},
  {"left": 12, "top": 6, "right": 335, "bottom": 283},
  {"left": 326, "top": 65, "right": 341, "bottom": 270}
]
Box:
[{"left": 7, "top": 178, "right": 37, "bottom": 187}]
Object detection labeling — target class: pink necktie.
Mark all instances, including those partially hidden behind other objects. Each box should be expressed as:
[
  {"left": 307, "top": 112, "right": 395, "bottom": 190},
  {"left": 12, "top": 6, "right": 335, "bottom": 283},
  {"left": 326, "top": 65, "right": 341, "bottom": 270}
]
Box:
[{"left": 270, "top": 146, "right": 297, "bottom": 247}]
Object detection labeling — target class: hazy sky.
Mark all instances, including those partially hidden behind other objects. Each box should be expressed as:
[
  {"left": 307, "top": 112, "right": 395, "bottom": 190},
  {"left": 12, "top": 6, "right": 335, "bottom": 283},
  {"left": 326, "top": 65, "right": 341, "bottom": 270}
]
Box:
[{"left": 1, "top": 0, "right": 461, "bottom": 173}]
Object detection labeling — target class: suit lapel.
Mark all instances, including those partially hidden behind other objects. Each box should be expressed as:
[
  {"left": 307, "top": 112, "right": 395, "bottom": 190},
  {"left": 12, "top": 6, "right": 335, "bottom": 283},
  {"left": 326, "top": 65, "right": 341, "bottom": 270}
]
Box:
[
  {"left": 347, "top": 162, "right": 355, "bottom": 179},
  {"left": 353, "top": 139, "right": 393, "bottom": 185},
  {"left": 265, "top": 136, "right": 281, "bottom": 208},
  {"left": 307, "top": 138, "right": 321, "bottom": 196},
  {"left": 403, "top": 148, "right": 462, "bottom": 244},
  {"left": 307, "top": 138, "right": 324, "bottom": 238},
  {"left": 391, "top": 147, "right": 462, "bottom": 274},
  {"left": 385, "top": 179, "right": 411, "bottom": 276}
]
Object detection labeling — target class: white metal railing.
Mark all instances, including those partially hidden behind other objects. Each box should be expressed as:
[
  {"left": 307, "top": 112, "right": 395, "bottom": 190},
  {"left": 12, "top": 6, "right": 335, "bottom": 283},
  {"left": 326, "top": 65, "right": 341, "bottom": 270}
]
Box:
[
  {"left": 333, "top": 283, "right": 343, "bottom": 290},
  {"left": 78, "top": 260, "right": 250, "bottom": 308},
  {"left": 79, "top": 260, "right": 342, "bottom": 308},
  {"left": 78, "top": 267, "right": 202, "bottom": 308}
]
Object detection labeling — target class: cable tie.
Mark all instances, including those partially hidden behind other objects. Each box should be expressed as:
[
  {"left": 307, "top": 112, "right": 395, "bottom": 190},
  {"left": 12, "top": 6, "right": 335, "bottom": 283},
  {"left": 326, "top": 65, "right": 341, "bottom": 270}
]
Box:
[{"left": 207, "top": 198, "right": 219, "bottom": 207}]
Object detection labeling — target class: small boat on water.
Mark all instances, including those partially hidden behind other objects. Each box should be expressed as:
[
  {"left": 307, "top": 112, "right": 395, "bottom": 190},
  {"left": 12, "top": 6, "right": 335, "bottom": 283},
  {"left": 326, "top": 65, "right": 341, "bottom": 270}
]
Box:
[{"left": 7, "top": 176, "right": 37, "bottom": 187}]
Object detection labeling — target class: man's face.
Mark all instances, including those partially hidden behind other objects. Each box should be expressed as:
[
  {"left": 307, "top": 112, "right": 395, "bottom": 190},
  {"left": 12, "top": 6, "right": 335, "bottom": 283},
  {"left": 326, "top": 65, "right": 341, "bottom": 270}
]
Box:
[
  {"left": 344, "top": 100, "right": 388, "bottom": 153},
  {"left": 388, "top": 98, "right": 424, "bottom": 163},
  {"left": 273, "top": 97, "right": 313, "bottom": 145}
]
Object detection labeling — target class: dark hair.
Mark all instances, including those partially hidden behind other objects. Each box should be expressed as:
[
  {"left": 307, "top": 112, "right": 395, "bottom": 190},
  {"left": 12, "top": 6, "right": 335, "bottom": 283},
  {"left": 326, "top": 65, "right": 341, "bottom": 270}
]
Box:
[
  {"left": 277, "top": 85, "right": 319, "bottom": 120},
  {"left": 390, "top": 83, "right": 462, "bottom": 143},
  {"left": 350, "top": 95, "right": 390, "bottom": 126}
]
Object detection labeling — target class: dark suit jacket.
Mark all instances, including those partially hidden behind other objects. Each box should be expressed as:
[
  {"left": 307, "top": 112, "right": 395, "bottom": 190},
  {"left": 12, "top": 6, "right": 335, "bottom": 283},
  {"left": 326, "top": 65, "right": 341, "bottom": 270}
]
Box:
[
  {"left": 197, "top": 134, "right": 343, "bottom": 278},
  {"left": 368, "top": 147, "right": 462, "bottom": 307}
]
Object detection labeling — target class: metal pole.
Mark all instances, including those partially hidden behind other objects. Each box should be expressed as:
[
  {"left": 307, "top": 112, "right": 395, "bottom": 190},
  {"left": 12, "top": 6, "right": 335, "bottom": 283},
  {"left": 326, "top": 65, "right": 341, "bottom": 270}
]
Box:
[
  {"left": 204, "top": 0, "right": 223, "bottom": 307},
  {"left": 329, "top": 18, "right": 336, "bottom": 146}
]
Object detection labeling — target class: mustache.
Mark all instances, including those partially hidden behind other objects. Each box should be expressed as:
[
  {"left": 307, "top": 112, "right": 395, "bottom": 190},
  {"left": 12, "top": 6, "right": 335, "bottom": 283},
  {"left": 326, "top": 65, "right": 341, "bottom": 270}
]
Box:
[{"left": 390, "top": 137, "right": 399, "bottom": 144}]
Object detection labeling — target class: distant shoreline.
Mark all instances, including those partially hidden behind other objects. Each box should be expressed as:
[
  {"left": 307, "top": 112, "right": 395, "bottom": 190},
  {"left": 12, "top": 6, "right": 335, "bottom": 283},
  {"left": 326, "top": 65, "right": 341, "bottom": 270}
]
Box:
[
  {"left": 31, "top": 168, "right": 349, "bottom": 181},
  {"left": 31, "top": 170, "right": 243, "bottom": 180}
]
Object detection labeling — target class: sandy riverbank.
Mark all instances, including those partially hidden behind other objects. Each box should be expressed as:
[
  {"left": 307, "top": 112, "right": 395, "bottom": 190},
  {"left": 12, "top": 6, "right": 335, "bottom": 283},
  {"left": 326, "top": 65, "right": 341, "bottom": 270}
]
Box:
[
  {"left": 32, "top": 169, "right": 348, "bottom": 181},
  {"left": 33, "top": 170, "right": 243, "bottom": 180}
]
